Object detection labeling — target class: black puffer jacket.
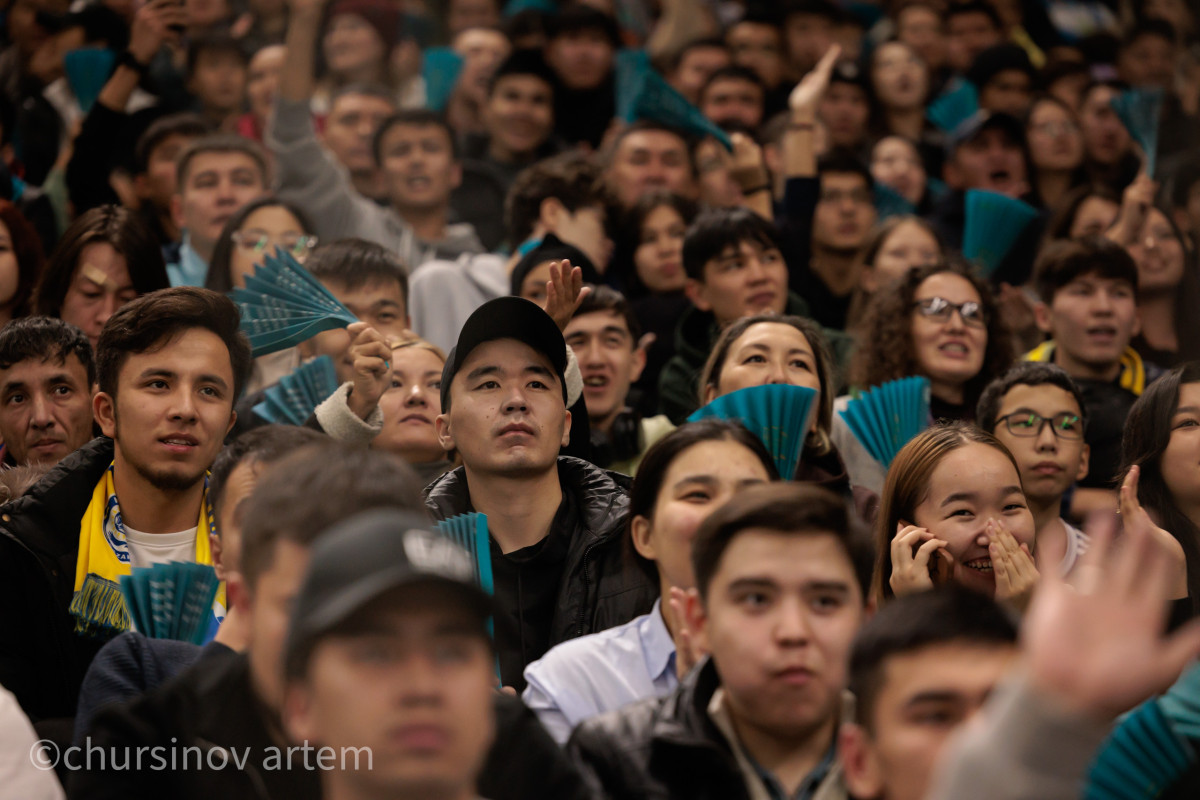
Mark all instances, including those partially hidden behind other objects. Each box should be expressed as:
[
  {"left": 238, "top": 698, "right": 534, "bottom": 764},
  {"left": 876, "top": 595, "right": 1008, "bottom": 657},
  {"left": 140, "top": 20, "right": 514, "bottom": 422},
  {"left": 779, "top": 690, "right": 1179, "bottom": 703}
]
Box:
[
  {"left": 423, "top": 456, "right": 657, "bottom": 657},
  {"left": 0, "top": 437, "right": 115, "bottom": 735}
]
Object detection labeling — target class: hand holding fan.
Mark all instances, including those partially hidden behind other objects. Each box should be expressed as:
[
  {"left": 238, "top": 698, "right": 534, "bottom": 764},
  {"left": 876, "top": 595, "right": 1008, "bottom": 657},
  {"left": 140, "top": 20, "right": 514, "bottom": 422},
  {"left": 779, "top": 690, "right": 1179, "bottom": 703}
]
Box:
[
  {"left": 253, "top": 355, "right": 340, "bottom": 426},
  {"left": 962, "top": 189, "right": 1039, "bottom": 276},
  {"left": 1110, "top": 87, "right": 1164, "bottom": 176},
  {"left": 232, "top": 248, "right": 358, "bottom": 357},
  {"left": 1084, "top": 699, "right": 1195, "bottom": 800},
  {"left": 616, "top": 49, "right": 733, "bottom": 151},
  {"left": 686, "top": 384, "right": 818, "bottom": 478},
  {"left": 838, "top": 377, "right": 931, "bottom": 468},
  {"left": 119, "top": 562, "right": 221, "bottom": 645}
]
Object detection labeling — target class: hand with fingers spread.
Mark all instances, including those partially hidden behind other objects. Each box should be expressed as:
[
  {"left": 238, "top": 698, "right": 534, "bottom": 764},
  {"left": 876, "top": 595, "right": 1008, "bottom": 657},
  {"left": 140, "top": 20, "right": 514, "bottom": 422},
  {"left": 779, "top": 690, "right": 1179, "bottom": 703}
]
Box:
[
  {"left": 988, "top": 519, "right": 1040, "bottom": 608},
  {"left": 1024, "top": 512, "right": 1200, "bottom": 719},
  {"left": 542, "top": 260, "right": 592, "bottom": 332},
  {"left": 1119, "top": 465, "right": 1188, "bottom": 599},
  {"left": 890, "top": 524, "right": 953, "bottom": 596},
  {"left": 668, "top": 586, "right": 705, "bottom": 679},
  {"left": 345, "top": 322, "right": 394, "bottom": 420}
]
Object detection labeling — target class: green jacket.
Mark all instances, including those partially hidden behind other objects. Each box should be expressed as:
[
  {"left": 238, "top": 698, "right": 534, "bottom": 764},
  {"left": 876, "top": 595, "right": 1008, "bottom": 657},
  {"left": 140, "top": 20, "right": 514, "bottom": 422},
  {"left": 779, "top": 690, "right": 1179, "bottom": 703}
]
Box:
[{"left": 657, "top": 293, "right": 853, "bottom": 425}]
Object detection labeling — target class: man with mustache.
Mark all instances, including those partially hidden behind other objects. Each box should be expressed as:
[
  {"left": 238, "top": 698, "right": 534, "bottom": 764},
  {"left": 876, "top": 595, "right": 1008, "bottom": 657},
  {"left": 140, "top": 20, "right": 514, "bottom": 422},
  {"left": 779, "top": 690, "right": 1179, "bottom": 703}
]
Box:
[{"left": 425, "top": 297, "right": 657, "bottom": 690}]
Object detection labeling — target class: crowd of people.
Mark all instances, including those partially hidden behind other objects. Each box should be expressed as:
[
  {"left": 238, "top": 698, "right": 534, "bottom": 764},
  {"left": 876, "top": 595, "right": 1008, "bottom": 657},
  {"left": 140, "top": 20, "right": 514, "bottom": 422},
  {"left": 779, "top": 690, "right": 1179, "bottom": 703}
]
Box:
[{"left": 1, "top": 0, "right": 1200, "bottom": 796}]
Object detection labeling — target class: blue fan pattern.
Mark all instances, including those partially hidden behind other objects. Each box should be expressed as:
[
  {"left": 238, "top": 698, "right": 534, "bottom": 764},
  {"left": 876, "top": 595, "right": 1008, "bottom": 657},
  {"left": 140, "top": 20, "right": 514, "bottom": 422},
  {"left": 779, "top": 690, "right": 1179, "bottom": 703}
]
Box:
[
  {"left": 423, "top": 47, "right": 465, "bottom": 113},
  {"left": 253, "top": 356, "right": 340, "bottom": 426},
  {"left": 1110, "top": 87, "right": 1164, "bottom": 176},
  {"left": 119, "top": 562, "right": 221, "bottom": 645},
  {"left": 686, "top": 384, "right": 818, "bottom": 478},
  {"left": 838, "top": 377, "right": 931, "bottom": 467},
  {"left": 927, "top": 81, "right": 979, "bottom": 133},
  {"left": 962, "top": 189, "right": 1038, "bottom": 276},
  {"left": 874, "top": 183, "right": 917, "bottom": 221},
  {"left": 1084, "top": 699, "right": 1195, "bottom": 800},
  {"left": 616, "top": 49, "right": 732, "bottom": 150}
]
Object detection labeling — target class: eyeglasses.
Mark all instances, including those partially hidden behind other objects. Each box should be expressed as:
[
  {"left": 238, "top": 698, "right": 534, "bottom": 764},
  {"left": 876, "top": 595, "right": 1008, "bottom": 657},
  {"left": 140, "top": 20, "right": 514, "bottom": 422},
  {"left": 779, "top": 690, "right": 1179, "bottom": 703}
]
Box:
[
  {"left": 232, "top": 230, "right": 318, "bottom": 260},
  {"left": 995, "top": 411, "right": 1084, "bottom": 441},
  {"left": 911, "top": 296, "right": 987, "bottom": 327}
]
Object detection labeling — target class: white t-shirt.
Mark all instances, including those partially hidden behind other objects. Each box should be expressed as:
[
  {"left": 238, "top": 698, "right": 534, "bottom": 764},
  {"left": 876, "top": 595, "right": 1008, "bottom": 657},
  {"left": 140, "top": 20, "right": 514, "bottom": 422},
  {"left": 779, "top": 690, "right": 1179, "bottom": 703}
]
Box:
[{"left": 124, "top": 526, "right": 198, "bottom": 569}]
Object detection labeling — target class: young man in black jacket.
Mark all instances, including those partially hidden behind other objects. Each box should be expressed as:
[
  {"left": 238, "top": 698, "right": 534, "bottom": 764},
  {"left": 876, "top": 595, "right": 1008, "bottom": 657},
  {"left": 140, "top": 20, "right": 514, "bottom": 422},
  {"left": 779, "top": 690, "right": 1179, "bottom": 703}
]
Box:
[
  {"left": 568, "top": 483, "right": 870, "bottom": 800},
  {"left": 0, "top": 288, "right": 250, "bottom": 743},
  {"left": 426, "top": 296, "right": 657, "bottom": 690}
]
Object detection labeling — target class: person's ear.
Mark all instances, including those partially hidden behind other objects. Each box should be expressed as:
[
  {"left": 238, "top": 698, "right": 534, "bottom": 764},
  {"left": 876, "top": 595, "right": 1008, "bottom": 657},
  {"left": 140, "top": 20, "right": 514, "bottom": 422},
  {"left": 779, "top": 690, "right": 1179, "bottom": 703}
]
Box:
[
  {"left": 684, "top": 278, "right": 713, "bottom": 312},
  {"left": 1130, "top": 306, "right": 1142, "bottom": 338},
  {"left": 281, "top": 681, "right": 317, "bottom": 745},
  {"left": 449, "top": 161, "right": 463, "bottom": 191},
  {"left": 1033, "top": 299, "right": 1053, "bottom": 335},
  {"left": 702, "top": 382, "right": 717, "bottom": 404},
  {"left": 210, "top": 533, "right": 226, "bottom": 581},
  {"left": 860, "top": 264, "right": 878, "bottom": 293},
  {"left": 630, "top": 515, "right": 656, "bottom": 561},
  {"left": 628, "top": 340, "right": 648, "bottom": 383},
  {"left": 684, "top": 588, "right": 710, "bottom": 654},
  {"left": 560, "top": 408, "right": 572, "bottom": 448},
  {"left": 94, "top": 391, "right": 117, "bottom": 438},
  {"left": 171, "top": 193, "right": 186, "bottom": 231},
  {"left": 539, "top": 196, "right": 565, "bottom": 233},
  {"left": 435, "top": 412, "right": 456, "bottom": 451},
  {"left": 225, "top": 408, "right": 237, "bottom": 438},
  {"left": 1075, "top": 442, "right": 1091, "bottom": 484},
  {"left": 839, "top": 722, "right": 886, "bottom": 800}
]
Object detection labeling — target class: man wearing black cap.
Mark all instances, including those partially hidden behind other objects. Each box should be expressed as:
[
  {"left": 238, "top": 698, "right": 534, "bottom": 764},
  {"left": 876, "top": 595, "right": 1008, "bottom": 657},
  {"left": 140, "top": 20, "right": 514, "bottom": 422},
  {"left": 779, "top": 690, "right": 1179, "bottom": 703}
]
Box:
[
  {"left": 426, "top": 296, "right": 657, "bottom": 689},
  {"left": 281, "top": 510, "right": 497, "bottom": 800}
]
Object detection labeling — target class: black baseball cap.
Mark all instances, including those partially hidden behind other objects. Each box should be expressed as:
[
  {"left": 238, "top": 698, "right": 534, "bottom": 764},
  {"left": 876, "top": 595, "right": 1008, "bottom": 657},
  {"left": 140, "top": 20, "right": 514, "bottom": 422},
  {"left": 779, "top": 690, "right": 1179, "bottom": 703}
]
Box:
[
  {"left": 440, "top": 296, "right": 568, "bottom": 409},
  {"left": 944, "top": 110, "right": 1025, "bottom": 157},
  {"left": 284, "top": 509, "right": 492, "bottom": 678}
]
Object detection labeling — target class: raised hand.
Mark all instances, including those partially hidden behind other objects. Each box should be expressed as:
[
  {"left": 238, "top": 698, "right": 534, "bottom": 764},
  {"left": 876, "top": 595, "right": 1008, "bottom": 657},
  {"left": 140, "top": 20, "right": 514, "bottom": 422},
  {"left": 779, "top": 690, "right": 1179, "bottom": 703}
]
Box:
[
  {"left": 344, "top": 322, "right": 394, "bottom": 420},
  {"left": 1119, "top": 465, "right": 1188, "bottom": 599},
  {"left": 542, "top": 260, "right": 592, "bottom": 332},
  {"left": 128, "top": 0, "right": 187, "bottom": 64},
  {"left": 989, "top": 520, "right": 1039, "bottom": 608},
  {"left": 1107, "top": 172, "right": 1158, "bottom": 246},
  {"left": 728, "top": 132, "right": 770, "bottom": 192},
  {"left": 669, "top": 586, "right": 705, "bottom": 679},
  {"left": 789, "top": 43, "right": 841, "bottom": 120},
  {"left": 890, "top": 524, "right": 952, "bottom": 596}
]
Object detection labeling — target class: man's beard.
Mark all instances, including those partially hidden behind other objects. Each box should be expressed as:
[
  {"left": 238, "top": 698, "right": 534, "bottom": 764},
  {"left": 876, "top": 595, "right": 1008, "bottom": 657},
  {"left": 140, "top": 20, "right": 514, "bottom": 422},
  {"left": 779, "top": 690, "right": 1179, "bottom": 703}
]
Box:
[{"left": 115, "top": 418, "right": 206, "bottom": 493}]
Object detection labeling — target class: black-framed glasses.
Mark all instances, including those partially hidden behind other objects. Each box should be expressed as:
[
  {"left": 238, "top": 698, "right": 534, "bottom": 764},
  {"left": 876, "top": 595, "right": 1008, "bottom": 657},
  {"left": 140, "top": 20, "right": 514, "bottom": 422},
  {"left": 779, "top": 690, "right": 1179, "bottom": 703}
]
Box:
[
  {"left": 232, "top": 230, "right": 318, "bottom": 260},
  {"left": 911, "top": 296, "right": 987, "bottom": 328},
  {"left": 995, "top": 412, "right": 1084, "bottom": 441}
]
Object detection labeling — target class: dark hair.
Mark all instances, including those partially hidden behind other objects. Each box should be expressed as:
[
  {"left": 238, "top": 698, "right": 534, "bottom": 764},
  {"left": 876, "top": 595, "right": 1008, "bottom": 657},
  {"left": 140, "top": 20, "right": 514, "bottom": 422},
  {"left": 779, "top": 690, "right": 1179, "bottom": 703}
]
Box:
[
  {"left": 669, "top": 36, "right": 729, "bottom": 73},
  {"left": 0, "top": 198, "right": 46, "bottom": 317},
  {"left": 1120, "top": 362, "right": 1200, "bottom": 617},
  {"left": 505, "top": 154, "right": 606, "bottom": 245},
  {"left": 850, "top": 261, "right": 1013, "bottom": 414},
  {"left": 1139, "top": 205, "right": 1200, "bottom": 364},
  {"left": 944, "top": 1, "right": 1002, "bottom": 30},
  {"left": 240, "top": 440, "right": 427, "bottom": 590},
  {"left": 683, "top": 207, "right": 782, "bottom": 282},
  {"left": 1041, "top": 183, "right": 1121, "bottom": 243},
  {"left": 205, "top": 196, "right": 317, "bottom": 294},
  {"left": 781, "top": 0, "right": 842, "bottom": 24},
  {"left": 133, "top": 113, "right": 212, "bottom": 176},
  {"left": 976, "top": 362, "right": 1088, "bottom": 433},
  {"left": 818, "top": 148, "right": 874, "bottom": 190},
  {"left": 185, "top": 29, "right": 248, "bottom": 76},
  {"left": 329, "top": 82, "right": 397, "bottom": 111},
  {"left": 617, "top": 191, "right": 700, "bottom": 296},
  {"left": 571, "top": 285, "right": 642, "bottom": 341},
  {"left": 849, "top": 586, "right": 1018, "bottom": 730},
  {"left": 176, "top": 133, "right": 270, "bottom": 189},
  {"left": 545, "top": 3, "right": 620, "bottom": 47},
  {"left": 1171, "top": 158, "right": 1200, "bottom": 211},
  {"left": 304, "top": 238, "right": 408, "bottom": 311},
  {"left": 372, "top": 109, "right": 459, "bottom": 164},
  {"left": 698, "top": 65, "right": 766, "bottom": 105},
  {"left": 0, "top": 316, "right": 95, "bottom": 386},
  {"left": 33, "top": 206, "right": 169, "bottom": 319},
  {"left": 1032, "top": 236, "right": 1139, "bottom": 305},
  {"left": 604, "top": 121, "right": 694, "bottom": 174},
  {"left": 95, "top": 287, "right": 252, "bottom": 401},
  {"left": 698, "top": 313, "right": 835, "bottom": 455},
  {"left": 874, "top": 423, "right": 1021, "bottom": 601},
  {"left": 208, "top": 425, "right": 325, "bottom": 528},
  {"left": 1122, "top": 17, "right": 1177, "bottom": 49},
  {"left": 692, "top": 482, "right": 873, "bottom": 601},
  {"left": 629, "top": 419, "right": 779, "bottom": 583}
]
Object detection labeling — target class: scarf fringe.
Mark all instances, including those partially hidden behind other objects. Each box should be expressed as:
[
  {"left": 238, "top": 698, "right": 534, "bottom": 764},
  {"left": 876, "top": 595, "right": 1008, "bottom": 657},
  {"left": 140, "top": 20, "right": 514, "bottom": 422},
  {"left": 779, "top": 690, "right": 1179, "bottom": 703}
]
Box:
[{"left": 69, "top": 574, "right": 130, "bottom": 638}]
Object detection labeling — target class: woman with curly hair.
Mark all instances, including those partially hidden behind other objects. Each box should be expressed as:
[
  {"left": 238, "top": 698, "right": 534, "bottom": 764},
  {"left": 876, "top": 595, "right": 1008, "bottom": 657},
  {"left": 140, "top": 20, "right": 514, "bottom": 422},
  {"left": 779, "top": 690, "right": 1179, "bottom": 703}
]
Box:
[{"left": 833, "top": 261, "right": 1015, "bottom": 496}]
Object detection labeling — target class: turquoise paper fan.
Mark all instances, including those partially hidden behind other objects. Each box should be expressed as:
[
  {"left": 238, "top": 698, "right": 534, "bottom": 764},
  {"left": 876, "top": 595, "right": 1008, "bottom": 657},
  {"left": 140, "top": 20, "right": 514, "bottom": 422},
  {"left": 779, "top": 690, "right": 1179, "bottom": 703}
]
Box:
[
  {"left": 875, "top": 183, "right": 917, "bottom": 221},
  {"left": 119, "top": 562, "right": 221, "bottom": 645},
  {"left": 926, "top": 80, "right": 979, "bottom": 133},
  {"left": 253, "top": 355, "right": 339, "bottom": 426},
  {"left": 1084, "top": 699, "right": 1195, "bottom": 800},
  {"left": 423, "top": 47, "right": 464, "bottom": 113},
  {"left": 232, "top": 248, "right": 357, "bottom": 357},
  {"left": 963, "top": 189, "right": 1038, "bottom": 276},
  {"left": 838, "top": 376, "right": 931, "bottom": 467},
  {"left": 686, "top": 384, "right": 818, "bottom": 477},
  {"left": 432, "top": 512, "right": 494, "bottom": 597},
  {"left": 616, "top": 48, "right": 732, "bottom": 151},
  {"left": 1110, "top": 87, "right": 1164, "bottom": 176},
  {"left": 65, "top": 48, "right": 116, "bottom": 114}
]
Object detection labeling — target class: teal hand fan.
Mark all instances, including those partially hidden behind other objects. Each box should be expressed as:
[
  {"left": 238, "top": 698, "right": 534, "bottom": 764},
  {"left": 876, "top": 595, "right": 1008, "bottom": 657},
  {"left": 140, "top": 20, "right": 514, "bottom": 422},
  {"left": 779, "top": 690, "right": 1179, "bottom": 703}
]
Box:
[
  {"left": 926, "top": 80, "right": 979, "bottom": 133},
  {"left": 838, "top": 376, "right": 931, "bottom": 468},
  {"left": 874, "top": 183, "right": 917, "bottom": 221},
  {"left": 962, "top": 189, "right": 1038, "bottom": 276},
  {"left": 119, "top": 562, "right": 221, "bottom": 645},
  {"left": 1156, "top": 660, "right": 1200, "bottom": 739},
  {"left": 1110, "top": 87, "right": 1164, "bottom": 176},
  {"left": 686, "top": 384, "right": 818, "bottom": 478},
  {"left": 1083, "top": 699, "right": 1195, "bottom": 800},
  {"left": 232, "top": 248, "right": 358, "bottom": 357},
  {"left": 503, "top": 0, "right": 558, "bottom": 14},
  {"left": 65, "top": 48, "right": 116, "bottom": 114},
  {"left": 616, "top": 49, "right": 733, "bottom": 151},
  {"left": 432, "top": 513, "right": 499, "bottom": 678},
  {"left": 253, "top": 355, "right": 339, "bottom": 426},
  {"left": 423, "top": 47, "right": 464, "bottom": 112}
]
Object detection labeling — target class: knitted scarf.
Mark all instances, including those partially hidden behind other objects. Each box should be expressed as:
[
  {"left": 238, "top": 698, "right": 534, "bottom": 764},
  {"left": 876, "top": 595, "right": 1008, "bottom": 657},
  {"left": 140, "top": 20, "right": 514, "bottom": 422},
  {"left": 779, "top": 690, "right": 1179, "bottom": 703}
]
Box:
[{"left": 69, "top": 463, "right": 223, "bottom": 639}]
